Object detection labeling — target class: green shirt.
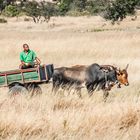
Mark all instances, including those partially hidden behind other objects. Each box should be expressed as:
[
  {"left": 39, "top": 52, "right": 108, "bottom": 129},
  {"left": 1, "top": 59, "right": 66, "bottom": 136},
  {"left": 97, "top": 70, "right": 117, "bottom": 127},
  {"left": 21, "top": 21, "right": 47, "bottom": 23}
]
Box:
[{"left": 20, "top": 50, "right": 37, "bottom": 64}]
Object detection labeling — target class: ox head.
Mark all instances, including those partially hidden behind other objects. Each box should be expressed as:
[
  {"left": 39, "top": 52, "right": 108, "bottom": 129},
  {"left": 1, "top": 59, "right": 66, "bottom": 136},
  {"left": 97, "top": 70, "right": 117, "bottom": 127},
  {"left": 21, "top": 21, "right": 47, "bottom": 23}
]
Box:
[{"left": 116, "top": 64, "right": 129, "bottom": 86}]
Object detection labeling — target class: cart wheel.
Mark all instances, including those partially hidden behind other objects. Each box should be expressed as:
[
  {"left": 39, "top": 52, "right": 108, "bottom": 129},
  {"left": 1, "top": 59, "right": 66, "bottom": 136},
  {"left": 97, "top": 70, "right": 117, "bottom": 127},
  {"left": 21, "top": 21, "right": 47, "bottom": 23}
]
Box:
[
  {"left": 27, "top": 84, "right": 42, "bottom": 97},
  {"left": 33, "top": 85, "right": 42, "bottom": 96},
  {"left": 8, "top": 85, "right": 28, "bottom": 96}
]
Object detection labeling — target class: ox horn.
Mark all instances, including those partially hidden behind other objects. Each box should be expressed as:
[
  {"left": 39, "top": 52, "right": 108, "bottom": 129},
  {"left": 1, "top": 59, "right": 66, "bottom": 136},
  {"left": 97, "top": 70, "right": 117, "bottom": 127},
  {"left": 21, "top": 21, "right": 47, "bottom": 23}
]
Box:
[
  {"left": 116, "top": 67, "right": 120, "bottom": 74},
  {"left": 125, "top": 64, "right": 129, "bottom": 70}
]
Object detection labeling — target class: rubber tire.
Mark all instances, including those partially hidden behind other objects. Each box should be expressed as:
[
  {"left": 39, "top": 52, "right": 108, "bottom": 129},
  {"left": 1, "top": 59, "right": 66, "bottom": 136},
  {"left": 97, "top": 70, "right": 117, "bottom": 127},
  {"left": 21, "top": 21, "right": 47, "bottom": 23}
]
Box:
[
  {"left": 8, "top": 85, "right": 28, "bottom": 96},
  {"left": 33, "top": 85, "right": 42, "bottom": 95},
  {"left": 27, "top": 84, "right": 42, "bottom": 96}
]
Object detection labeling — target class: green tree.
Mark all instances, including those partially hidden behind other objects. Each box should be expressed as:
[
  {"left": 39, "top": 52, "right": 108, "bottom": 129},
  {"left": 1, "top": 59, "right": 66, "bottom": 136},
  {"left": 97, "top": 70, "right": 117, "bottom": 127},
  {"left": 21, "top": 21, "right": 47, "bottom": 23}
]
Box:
[
  {"left": 0, "top": 0, "right": 7, "bottom": 13},
  {"left": 58, "top": 0, "right": 72, "bottom": 15},
  {"left": 23, "top": 1, "right": 57, "bottom": 23},
  {"left": 0, "top": 0, "right": 21, "bottom": 14},
  {"left": 71, "top": 0, "right": 87, "bottom": 12},
  {"left": 2, "top": 4, "right": 20, "bottom": 17},
  {"left": 40, "top": 1, "right": 58, "bottom": 22},
  {"left": 104, "top": 0, "right": 139, "bottom": 23},
  {"left": 23, "top": 1, "right": 41, "bottom": 23},
  {"left": 86, "top": 0, "right": 109, "bottom": 14}
]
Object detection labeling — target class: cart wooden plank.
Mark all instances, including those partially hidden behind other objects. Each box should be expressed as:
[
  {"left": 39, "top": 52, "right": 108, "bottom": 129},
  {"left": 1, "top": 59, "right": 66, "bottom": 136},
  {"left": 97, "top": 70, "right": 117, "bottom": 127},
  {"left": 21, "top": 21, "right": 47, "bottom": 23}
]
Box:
[{"left": 0, "top": 64, "right": 54, "bottom": 87}]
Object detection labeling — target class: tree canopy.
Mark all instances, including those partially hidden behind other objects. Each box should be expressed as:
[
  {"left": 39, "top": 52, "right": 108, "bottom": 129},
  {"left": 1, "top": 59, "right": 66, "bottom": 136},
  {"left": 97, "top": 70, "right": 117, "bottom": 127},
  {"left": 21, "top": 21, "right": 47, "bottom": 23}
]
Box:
[{"left": 0, "top": 0, "right": 139, "bottom": 23}]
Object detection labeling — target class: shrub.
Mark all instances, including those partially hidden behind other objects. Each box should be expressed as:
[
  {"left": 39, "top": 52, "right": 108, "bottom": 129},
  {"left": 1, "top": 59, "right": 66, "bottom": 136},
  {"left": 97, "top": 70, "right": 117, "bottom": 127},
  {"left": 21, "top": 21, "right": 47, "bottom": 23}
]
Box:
[
  {"left": 23, "top": 1, "right": 58, "bottom": 23},
  {"left": 24, "top": 17, "right": 30, "bottom": 22},
  {"left": 2, "top": 5, "right": 19, "bottom": 17},
  {"left": 86, "top": 0, "right": 108, "bottom": 15},
  {"left": 40, "top": 2, "right": 59, "bottom": 22},
  {"left": 58, "top": 0, "right": 71, "bottom": 15},
  {"left": 23, "top": 1, "right": 41, "bottom": 23},
  {"left": 67, "top": 10, "right": 90, "bottom": 16},
  {"left": 0, "top": 18, "right": 7, "bottom": 23},
  {"left": 103, "top": 0, "right": 139, "bottom": 22},
  {"left": 70, "top": 0, "right": 87, "bottom": 12}
]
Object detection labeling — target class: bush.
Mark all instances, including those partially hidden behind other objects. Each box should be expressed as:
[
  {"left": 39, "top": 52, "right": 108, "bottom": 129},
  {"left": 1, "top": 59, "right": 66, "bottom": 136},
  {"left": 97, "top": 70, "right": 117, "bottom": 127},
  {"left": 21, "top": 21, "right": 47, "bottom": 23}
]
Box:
[
  {"left": 58, "top": 0, "right": 71, "bottom": 15},
  {"left": 23, "top": 1, "right": 58, "bottom": 23},
  {"left": 103, "top": 0, "right": 139, "bottom": 22},
  {"left": 58, "top": 3, "right": 69, "bottom": 15},
  {"left": 67, "top": 10, "right": 90, "bottom": 16},
  {"left": 40, "top": 2, "right": 59, "bottom": 22},
  {"left": 58, "top": 0, "right": 108, "bottom": 16},
  {"left": 0, "top": 0, "right": 139, "bottom": 23},
  {"left": 2, "top": 5, "right": 19, "bottom": 17},
  {"left": 23, "top": 1, "right": 41, "bottom": 23},
  {"left": 24, "top": 17, "right": 30, "bottom": 22},
  {"left": 70, "top": 0, "right": 87, "bottom": 12},
  {"left": 0, "top": 18, "right": 7, "bottom": 23}
]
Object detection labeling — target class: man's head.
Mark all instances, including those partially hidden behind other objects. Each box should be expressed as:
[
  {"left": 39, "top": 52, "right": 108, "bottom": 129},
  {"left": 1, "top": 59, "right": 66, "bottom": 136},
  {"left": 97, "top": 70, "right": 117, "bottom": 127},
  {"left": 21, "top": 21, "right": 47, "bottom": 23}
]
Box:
[{"left": 23, "top": 44, "right": 29, "bottom": 52}]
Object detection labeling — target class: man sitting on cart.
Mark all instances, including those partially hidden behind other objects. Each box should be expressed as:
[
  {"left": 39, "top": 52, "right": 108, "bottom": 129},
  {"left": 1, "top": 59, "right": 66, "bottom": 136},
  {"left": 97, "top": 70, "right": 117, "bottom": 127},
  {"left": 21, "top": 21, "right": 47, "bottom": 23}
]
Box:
[{"left": 19, "top": 44, "right": 41, "bottom": 69}]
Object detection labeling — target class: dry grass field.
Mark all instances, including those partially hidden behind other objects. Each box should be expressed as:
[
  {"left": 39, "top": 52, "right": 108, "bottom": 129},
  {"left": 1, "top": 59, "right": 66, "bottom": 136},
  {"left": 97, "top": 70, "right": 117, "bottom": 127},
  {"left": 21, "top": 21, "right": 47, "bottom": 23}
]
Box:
[{"left": 0, "top": 15, "right": 140, "bottom": 140}]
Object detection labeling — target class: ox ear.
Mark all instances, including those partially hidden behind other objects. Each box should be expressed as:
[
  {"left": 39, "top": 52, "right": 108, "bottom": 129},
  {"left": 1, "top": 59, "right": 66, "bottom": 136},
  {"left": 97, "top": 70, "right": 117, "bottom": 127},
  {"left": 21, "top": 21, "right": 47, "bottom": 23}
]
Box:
[{"left": 125, "top": 64, "right": 129, "bottom": 70}]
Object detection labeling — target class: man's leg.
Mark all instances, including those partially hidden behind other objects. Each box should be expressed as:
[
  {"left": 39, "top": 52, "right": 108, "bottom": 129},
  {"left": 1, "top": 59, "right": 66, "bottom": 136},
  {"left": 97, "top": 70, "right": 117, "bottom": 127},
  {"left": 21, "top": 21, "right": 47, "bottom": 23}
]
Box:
[
  {"left": 20, "top": 64, "right": 34, "bottom": 69},
  {"left": 20, "top": 64, "right": 27, "bottom": 69}
]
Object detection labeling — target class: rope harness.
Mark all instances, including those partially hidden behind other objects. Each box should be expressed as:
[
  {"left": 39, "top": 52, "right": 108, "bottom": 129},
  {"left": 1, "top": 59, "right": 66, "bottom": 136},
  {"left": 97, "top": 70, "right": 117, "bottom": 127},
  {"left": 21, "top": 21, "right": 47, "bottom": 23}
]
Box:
[{"left": 104, "top": 71, "right": 109, "bottom": 89}]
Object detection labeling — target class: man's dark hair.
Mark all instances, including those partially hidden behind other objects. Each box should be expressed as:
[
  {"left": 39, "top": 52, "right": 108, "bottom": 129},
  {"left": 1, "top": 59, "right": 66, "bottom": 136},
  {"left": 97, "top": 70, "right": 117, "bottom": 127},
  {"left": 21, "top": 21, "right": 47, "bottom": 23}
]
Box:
[{"left": 23, "top": 44, "right": 29, "bottom": 48}]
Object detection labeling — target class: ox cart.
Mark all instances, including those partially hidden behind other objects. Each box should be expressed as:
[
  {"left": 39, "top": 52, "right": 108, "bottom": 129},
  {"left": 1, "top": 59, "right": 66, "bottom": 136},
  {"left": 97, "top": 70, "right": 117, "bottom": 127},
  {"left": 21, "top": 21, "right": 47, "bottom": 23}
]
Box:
[{"left": 0, "top": 64, "right": 54, "bottom": 95}]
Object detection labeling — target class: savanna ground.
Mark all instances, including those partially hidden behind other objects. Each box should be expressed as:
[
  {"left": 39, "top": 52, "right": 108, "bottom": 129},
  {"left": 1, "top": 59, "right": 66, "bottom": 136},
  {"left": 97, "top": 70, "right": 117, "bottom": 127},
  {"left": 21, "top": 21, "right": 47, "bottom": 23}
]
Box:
[{"left": 0, "top": 14, "right": 140, "bottom": 140}]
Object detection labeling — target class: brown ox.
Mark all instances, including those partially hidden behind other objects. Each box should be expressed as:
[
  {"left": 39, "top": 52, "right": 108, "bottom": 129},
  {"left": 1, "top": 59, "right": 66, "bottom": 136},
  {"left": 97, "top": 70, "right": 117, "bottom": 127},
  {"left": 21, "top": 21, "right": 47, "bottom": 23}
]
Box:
[
  {"left": 70, "top": 64, "right": 129, "bottom": 91},
  {"left": 52, "top": 65, "right": 87, "bottom": 97},
  {"left": 52, "top": 64, "right": 129, "bottom": 100}
]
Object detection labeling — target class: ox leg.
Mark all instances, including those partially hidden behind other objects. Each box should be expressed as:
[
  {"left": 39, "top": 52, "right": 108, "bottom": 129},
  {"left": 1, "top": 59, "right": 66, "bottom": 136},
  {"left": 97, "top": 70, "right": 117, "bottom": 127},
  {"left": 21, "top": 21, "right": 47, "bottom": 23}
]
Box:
[
  {"left": 66, "top": 84, "right": 73, "bottom": 95},
  {"left": 86, "top": 82, "right": 98, "bottom": 97},
  {"left": 92, "top": 83, "right": 98, "bottom": 91},
  {"left": 86, "top": 83, "right": 94, "bottom": 96},
  {"left": 103, "top": 90, "right": 109, "bottom": 102},
  {"left": 75, "top": 87, "right": 82, "bottom": 98},
  {"left": 52, "top": 81, "right": 60, "bottom": 95},
  {"left": 52, "top": 73, "right": 62, "bottom": 95},
  {"left": 26, "top": 83, "right": 42, "bottom": 97}
]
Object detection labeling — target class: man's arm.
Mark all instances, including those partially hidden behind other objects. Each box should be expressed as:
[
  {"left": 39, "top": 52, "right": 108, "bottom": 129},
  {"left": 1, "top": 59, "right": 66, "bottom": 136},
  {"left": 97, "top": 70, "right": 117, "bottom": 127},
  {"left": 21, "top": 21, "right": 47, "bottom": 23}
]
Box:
[
  {"left": 32, "top": 51, "right": 41, "bottom": 65},
  {"left": 35, "top": 57, "right": 41, "bottom": 65},
  {"left": 19, "top": 61, "right": 26, "bottom": 69},
  {"left": 20, "top": 53, "right": 25, "bottom": 65}
]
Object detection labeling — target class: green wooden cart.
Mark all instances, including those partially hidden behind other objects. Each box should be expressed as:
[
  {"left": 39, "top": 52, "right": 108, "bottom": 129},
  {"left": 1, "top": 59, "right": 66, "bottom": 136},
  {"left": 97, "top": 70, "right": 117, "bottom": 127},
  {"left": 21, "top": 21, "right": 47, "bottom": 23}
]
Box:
[{"left": 0, "top": 64, "right": 54, "bottom": 95}]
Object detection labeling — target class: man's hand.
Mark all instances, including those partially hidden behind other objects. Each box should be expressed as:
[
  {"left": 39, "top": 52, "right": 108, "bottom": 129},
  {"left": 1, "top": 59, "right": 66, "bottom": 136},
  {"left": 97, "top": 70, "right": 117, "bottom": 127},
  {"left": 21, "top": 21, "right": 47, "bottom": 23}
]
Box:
[
  {"left": 19, "top": 61, "right": 25, "bottom": 69},
  {"left": 21, "top": 61, "right": 26, "bottom": 65}
]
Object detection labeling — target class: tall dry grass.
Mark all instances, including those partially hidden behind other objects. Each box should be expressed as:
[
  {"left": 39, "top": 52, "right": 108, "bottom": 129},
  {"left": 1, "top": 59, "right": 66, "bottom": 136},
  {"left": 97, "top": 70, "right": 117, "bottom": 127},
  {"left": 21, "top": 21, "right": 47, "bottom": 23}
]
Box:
[{"left": 0, "top": 15, "right": 140, "bottom": 139}]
